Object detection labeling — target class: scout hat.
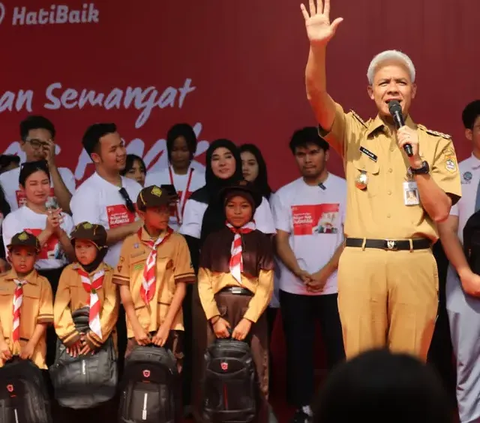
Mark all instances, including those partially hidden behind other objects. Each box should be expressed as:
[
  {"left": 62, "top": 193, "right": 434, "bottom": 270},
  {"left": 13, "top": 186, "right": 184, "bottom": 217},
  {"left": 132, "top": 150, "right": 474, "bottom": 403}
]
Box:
[
  {"left": 7, "top": 231, "right": 41, "bottom": 253},
  {"left": 137, "top": 185, "right": 170, "bottom": 211},
  {"left": 70, "top": 222, "right": 108, "bottom": 250},
  {"left": 220, "top": 180, "right": 263, "bottom": 211}
]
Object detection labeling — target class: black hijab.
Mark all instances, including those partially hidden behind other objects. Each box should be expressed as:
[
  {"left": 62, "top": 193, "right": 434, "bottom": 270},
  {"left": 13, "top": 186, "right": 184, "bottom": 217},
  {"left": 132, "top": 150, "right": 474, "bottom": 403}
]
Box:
[{"left": 190, "top": 139, "right": 243, "bottom": 244}]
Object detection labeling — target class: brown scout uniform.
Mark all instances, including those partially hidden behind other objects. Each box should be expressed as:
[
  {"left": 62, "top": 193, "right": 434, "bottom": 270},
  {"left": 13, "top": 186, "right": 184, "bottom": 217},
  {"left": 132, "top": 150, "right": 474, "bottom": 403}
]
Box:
[
  {"left": 113, "top": 226, "right": 196, "bottom": 362},
  {"left": 0, "top": 232, "right": 53, "bottom": 369},
  {"left": 198, "top": 226, "right": 274, "bottom": 423},
  {"left": 54, "top": 262, "right": 118, "bottom": 349},
  {"left": 320, "top": 103, "right": 462, "bottom": 360}
]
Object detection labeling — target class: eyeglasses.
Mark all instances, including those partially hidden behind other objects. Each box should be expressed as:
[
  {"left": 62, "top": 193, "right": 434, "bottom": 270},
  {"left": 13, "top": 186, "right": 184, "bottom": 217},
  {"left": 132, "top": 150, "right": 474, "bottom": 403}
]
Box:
[
  {"left": 119, "top": 187, "right": 136, "bottom": 214},
  {"left": 25, "top": 139, "right": 48, "bottom": 149}
]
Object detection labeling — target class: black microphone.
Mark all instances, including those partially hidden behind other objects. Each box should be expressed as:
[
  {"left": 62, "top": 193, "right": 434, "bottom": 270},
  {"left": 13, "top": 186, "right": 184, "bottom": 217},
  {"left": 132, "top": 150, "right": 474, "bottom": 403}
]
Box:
[{"left": 389, "top": 100, "right": 413, "bottom": 157}]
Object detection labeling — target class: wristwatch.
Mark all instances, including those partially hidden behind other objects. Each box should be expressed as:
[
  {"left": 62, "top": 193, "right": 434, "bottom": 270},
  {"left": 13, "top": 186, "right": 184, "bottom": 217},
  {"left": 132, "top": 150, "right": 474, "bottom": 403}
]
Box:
[{"left": 410, "top": 161, "right": 430, "bottom": 175}]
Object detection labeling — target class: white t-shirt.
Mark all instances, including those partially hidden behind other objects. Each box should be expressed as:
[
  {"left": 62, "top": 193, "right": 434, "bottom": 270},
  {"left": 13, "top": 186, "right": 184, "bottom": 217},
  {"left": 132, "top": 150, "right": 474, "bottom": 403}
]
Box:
[
  {"left": 145, "top": 166, "right": 206, "bottom": 231},
  {"left": 70, "top": 172, "right": 142, "bottom": 267},
  {"left": 450, "top": 154, "right": 480, "bottom": 243},
  {"left": 0, "top": 166, "right": 76, "bottom": 211},
  {"left": 271, "top": 174, "right": 346, "bottom": 296},
  {"left": 2, "top": 206, "right": 74, "bottom": 270},
  {"left": 180, "top": 196, "right": 276, "bottom": 239}
]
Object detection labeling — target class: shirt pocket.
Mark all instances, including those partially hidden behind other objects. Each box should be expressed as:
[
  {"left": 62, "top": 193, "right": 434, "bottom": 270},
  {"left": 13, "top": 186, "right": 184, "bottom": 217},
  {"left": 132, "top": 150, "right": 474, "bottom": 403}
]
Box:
[
  {"left": 353, "top": 157, "right": 380, "bottom": 198},
  {"left": 22, "top": 284, "right": 42, "bottom": 336}
]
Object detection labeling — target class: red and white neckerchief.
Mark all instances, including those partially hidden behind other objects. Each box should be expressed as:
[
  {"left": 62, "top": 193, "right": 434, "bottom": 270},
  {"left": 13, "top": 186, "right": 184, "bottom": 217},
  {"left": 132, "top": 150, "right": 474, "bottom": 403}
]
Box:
[
  {"left": 140, "top": 228, "right": 173, "bottom": 304},
  {"left": 226, "top": 221, "right": 256, "bottom": 284},
  {"left": 77, "top": 267, "right": 105, "bottom": 340},
  {"left": 12, "top": 279, "right": 27, "bottom": 344},
  {"left": 169, "top": 166, "right": 194, "bottom": 225}
]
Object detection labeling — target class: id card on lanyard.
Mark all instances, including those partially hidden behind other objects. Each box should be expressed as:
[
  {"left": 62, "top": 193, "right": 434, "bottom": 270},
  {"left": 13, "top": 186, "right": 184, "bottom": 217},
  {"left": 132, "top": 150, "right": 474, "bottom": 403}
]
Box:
[{"left": 169, "top": 166, "right": 194, "bottom": 226}]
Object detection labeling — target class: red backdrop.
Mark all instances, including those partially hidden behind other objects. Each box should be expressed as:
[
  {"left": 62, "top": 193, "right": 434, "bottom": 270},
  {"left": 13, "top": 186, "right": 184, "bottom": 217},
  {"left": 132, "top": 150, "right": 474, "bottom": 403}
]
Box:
[{"left": 0, "top": 0, "right": 477, "bottom": 189}]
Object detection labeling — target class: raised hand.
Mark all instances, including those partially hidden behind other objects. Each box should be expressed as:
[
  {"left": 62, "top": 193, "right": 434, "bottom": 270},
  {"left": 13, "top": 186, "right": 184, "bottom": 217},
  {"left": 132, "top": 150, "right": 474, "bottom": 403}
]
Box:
[{"left": 300, "top": 0, "right": 343, "bottom": 46}]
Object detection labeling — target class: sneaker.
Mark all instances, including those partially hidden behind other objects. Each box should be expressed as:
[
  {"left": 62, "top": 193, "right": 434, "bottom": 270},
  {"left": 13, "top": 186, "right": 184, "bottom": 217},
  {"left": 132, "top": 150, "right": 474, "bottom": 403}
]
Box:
[{"left": 290, "top": 409, "right": 311, "bottom": 423}]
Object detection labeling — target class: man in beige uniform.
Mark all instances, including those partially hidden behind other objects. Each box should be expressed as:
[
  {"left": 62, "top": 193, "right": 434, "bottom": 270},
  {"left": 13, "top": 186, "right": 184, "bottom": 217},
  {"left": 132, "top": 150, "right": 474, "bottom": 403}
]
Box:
[{"left": 301, "top": 0, "right": 462, "bottom": 360}]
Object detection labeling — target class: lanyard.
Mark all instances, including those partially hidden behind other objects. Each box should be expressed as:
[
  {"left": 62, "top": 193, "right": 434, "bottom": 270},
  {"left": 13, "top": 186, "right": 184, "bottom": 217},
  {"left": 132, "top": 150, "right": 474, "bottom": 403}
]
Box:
[{"left": 169, "top": 166, "right": 194, "bottom": 225}]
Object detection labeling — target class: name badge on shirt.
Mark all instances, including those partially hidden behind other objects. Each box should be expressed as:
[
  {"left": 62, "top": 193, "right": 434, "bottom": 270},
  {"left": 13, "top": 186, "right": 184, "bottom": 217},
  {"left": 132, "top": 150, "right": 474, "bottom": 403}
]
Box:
[
  {"left": 403, "top": 181, "right": 420, "bottom": 206},
  {"left": 359, "top": 146, "right": 378, "bottom": 162}
]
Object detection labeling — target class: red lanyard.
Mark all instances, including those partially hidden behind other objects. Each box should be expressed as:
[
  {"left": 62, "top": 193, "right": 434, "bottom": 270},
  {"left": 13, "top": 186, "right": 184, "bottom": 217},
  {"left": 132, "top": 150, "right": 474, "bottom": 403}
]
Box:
[{"left": 168, "top": 166, "right": 194, "bottom": 225}]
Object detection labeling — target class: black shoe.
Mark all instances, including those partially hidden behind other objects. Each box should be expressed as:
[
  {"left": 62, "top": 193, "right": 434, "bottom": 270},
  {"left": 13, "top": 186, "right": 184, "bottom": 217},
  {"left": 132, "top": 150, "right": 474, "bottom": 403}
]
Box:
[{"left": 290, "top": 409, "right": 311, "bottom": 423}]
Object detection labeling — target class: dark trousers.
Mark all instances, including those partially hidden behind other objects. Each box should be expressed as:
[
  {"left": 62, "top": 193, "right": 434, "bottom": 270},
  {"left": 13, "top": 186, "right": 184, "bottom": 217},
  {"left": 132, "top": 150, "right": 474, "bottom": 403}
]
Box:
[
  {"left": 266, "top": 307, "right": 278, "bottom": 391},
  {"left": 280, "top": 290, "right": 345, "bottom": 408},
  {"left": 428, "top": 242, "right": 457, "bottom": 407}
]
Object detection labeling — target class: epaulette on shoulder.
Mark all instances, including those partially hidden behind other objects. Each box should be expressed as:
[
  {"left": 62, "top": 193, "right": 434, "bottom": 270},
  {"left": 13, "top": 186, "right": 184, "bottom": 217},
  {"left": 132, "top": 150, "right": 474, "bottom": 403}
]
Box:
[
  {"left": 350, "top": 110, "right": 367, "bottom": 128},
  {"left": 417, "top": 124, "right": 451, "bottom": 140}
]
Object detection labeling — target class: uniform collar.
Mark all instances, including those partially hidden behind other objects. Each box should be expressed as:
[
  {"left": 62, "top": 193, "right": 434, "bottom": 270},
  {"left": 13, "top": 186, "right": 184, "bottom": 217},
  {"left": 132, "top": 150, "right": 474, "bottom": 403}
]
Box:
[
  {"left": 468, "top": 154, "right": 480, "bottom": 170},
  {"left": 4, "top": 268, "right": 38, "bottom": 285},
  {"left": 140, "top": 226, "right": 171, "bottom": 243},
  {"left": 72, "top": 262, "right": 108, "bottom": 276},
  {"left": 366, "top": 114, "right": 417, "bottom": 138}
]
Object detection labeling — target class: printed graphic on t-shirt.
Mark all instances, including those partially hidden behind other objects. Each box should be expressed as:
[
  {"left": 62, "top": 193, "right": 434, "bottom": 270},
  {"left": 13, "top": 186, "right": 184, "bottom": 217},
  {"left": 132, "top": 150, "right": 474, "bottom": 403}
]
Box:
[
  {"left": 292, "top": 204, "right": 340, "bottom": 236},
  {"left": 25, "top": 228, "right": 63, "bottom": 260},
  {"left": 16, "top": 187, "right": 58, "bottom": 209},
  {"left": 106, "top": 204, "right": 135, "bottom": 228}
]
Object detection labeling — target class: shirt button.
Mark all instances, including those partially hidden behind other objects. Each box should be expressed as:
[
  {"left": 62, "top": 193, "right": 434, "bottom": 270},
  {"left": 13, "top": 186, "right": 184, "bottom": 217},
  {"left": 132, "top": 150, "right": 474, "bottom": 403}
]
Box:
[
  {"left": 388, "top": 168, "right": 393, "bottom": 173},
  {"left": 387, "top": 214, "right": 391, "bottom": 218},
  {"left": 390, "top": 147, "right": 395, "bottom": 152},
  {"left": 387, "top": 190, "right": 392, "bottom": 195}
]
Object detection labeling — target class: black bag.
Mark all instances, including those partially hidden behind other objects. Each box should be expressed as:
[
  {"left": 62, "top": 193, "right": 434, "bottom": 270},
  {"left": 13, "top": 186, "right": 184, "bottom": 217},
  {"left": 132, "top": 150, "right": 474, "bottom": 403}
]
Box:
[
  {"left": 49, "top": 307, "right": 118, "bottom": 409},
  {"left": 0, "top": 358, "right": 52, "bottom": 423},
  {"left": 118, "top": 345, "right": 179, "bottom": 423},
  {"left": 203, "top": 338, "right": 257, "bottom": 423},
  {"left": 464, "top": 210, "right": 480, "bottom": 275}
]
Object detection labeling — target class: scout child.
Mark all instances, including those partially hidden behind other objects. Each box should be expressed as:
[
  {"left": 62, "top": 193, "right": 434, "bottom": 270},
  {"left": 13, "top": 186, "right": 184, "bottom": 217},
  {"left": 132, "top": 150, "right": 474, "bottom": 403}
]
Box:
[
  {"left": 198, "top": 180, "right": 275, "bottom": 422},
  {"left": 54, "top": 221, "right": 118, "bottom": 358},
  {"left": 0, "top": 231, "right": 53, "bottom": 368},
  {"left": 114, "top": 185, "right": 196, "bottom": 366}
]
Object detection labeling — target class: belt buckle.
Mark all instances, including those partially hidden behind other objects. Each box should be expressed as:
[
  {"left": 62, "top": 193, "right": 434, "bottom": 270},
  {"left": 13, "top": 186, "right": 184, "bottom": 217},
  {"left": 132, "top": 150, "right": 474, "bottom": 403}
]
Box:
[
  {"left": 230, "top": 287, "right": 243, "bottom": 294},
  {"left": 385, "top": 240, "right": 397, "bottom": 251}
]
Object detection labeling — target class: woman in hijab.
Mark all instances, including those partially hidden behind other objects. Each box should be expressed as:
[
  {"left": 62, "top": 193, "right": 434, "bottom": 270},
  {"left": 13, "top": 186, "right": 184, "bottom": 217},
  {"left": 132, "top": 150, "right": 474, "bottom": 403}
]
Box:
[{"left": 179, "top": 139, "right": 276, "bottom": 421}]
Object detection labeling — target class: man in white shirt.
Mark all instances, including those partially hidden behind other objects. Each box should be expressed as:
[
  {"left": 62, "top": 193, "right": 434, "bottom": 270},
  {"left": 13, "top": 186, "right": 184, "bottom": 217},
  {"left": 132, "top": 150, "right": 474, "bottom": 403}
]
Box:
[
  {"left": 70, "top": 123, "right": 142, "bottom": 268},
  {"left": 0, "top": 116, "right": 76, "bottom": 212},
  {"left": 438, "top": 100, "right": 480, "bottom": 423},
  {"left": 272, "top": 127, "right": 346, "bottom": 423},
  {"left": 145, "top": 123, "right": 205, "bottom": 231},
  {"left": 70, "top": 123, "right": 142, "bottom": 370}
]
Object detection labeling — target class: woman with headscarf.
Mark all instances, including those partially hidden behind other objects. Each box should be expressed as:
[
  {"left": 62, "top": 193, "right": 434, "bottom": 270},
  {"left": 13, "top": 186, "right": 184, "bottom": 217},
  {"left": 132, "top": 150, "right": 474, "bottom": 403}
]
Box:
[{"left": 179, "top": 139, "right": 276, "bottom": 421}]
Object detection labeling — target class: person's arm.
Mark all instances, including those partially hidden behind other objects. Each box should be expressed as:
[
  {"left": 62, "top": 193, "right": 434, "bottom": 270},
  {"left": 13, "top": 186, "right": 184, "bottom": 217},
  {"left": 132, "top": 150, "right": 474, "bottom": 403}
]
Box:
[
  {"left": 43, "top": 140, "right": 72, "bottom": 214},
  {"left": 308, "top": 241, "right": 345, "bottom": 292},
  {"left": 275, "top": 230, "right": 310, "bottom": 281},
  {"left": 302, "top": 0, "right": 345, "bottom": 153},
  {"left": 106, "top": 220, "right": 143, "bottom": 245},
  {"left": 85, "top": 274, "right": 118, "bottom": 348},
  {"left": 55, "top": 226, "right": 75, "bottom": 262},
  {"left": 53, "top": 270, "right": 81, "bottom": 346},
  {"left": 244, "top": 269, "right": 274, "bottom": 323},
  {"left": 162, "top": 282, "right": 187, "bottom": 331},
  {"left": 397, "top": 131, "right": 461, "bottom": 223},
  {"left": 438, "top": 214, "right": 480, "bottom": 297}
]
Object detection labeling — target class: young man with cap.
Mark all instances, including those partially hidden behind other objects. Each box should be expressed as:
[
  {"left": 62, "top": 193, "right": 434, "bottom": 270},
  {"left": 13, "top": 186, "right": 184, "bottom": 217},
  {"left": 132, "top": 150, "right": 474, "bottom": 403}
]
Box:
[
  {"left": 272, "top": 128, "right": 346, "bottom": 422},
  {"left": 114, "top": 185, "right": 195, "bottom": 369},
  {"left": 301, "top": 0, "right": 461, "bottom": 364},
  {"left": 0, "top": 231, "right": 53, "bottom": 368},
  {"left": 0, "top": 115, "right": 76, "bottom": 212},
  {"left": 198, "top": 180, "right": 274, "bottom": 423}
]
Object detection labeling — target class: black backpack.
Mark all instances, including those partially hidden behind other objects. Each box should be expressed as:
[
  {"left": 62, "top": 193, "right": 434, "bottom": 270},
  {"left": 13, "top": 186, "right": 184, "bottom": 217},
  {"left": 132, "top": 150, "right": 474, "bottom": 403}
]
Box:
[
  {"left": 464, "top": 210, "right": 480, "bottom": 275},
  {"left": 49, "top": 308, "right": 118, "bottom": 409},
  {"left": 0, "top": 358, "right": 52, "bottom": 423},
  {"left": 118, "top": 345, "right": 179, "bottom": 423},
  {"left": 202, "top": 338, "right": 257, "bottom": 423}
]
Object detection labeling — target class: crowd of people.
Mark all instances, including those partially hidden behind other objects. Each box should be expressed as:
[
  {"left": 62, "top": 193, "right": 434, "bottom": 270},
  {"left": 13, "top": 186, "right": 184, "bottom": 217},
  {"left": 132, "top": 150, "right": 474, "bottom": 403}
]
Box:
[{"left": 0, "top": 1, "right": 478, "bottom": 422}]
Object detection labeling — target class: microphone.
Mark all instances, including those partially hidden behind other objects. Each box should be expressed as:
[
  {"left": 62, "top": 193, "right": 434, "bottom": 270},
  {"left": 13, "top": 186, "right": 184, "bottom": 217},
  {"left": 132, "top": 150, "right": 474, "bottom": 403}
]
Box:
[{"left": 389, "top": 100, "right": 413, "bottom": 157}]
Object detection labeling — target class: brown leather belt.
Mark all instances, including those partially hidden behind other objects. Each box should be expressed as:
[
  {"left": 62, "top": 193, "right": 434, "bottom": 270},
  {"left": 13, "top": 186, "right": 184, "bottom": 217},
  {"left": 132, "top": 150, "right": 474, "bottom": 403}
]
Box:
[
  {"left": 220, "top": 287, "right": 253, "bottom": 296},
  {"left": 345, "top": 238, "right": 431, "bottom": 251}
]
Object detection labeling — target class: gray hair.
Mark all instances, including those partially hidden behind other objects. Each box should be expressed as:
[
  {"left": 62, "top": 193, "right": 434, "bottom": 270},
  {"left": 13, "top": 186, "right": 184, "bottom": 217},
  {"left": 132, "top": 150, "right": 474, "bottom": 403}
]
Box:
[{"left": 366, "top": 50, "right": 416, "bottom": 85}]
